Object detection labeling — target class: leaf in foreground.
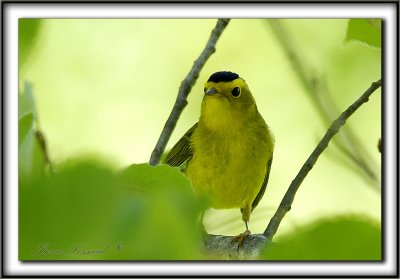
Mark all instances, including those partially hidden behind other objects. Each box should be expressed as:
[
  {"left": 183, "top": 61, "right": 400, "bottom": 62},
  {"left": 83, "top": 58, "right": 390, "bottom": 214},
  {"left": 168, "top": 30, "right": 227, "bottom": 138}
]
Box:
[
  {"left": 346, "top": 19, "right": 381, "bottom": 48},
  {"left": 19, "top": 160, "right": 205, "bottom": 260},
  {"left": 261, "top": 215, "right": 381, "bottom": 260}
]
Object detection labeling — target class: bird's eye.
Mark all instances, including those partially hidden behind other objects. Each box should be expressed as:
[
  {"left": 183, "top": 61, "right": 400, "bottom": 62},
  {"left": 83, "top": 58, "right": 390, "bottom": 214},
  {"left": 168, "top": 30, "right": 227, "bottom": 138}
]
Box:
[
  {"left": 204, "top": 87, "right": 207, "bottom": 93},
  {"left": 231, "top": 87, "right": 241, "bottom": 97}
]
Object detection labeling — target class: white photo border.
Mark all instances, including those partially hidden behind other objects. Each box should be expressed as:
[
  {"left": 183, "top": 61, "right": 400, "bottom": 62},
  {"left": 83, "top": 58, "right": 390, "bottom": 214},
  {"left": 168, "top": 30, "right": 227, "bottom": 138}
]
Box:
[{"left": 3, "top": 2, "right": 398, "bottom": 277}]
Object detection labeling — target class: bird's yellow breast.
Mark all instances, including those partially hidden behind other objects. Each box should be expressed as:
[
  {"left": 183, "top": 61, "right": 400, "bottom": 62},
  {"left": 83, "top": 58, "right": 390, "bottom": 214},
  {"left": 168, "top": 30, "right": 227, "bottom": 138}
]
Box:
[{"left": 186, "top": 115, "right": 274, "bottom": 209}]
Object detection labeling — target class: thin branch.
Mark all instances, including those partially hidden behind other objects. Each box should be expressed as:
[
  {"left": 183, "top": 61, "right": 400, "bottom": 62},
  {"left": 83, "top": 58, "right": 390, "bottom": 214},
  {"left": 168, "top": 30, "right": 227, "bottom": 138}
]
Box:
[
  {"left": 264, "top": 79, "right": 382, "bottom": 241},
  {"left": 149, "top": 19, "right": 230, "bottom": 166},
  {"left": 35, "top": 130, "right": 54, "bottom": 174},
  {"left": 23, "top": 81, "right": 54, "bottom": 175}
]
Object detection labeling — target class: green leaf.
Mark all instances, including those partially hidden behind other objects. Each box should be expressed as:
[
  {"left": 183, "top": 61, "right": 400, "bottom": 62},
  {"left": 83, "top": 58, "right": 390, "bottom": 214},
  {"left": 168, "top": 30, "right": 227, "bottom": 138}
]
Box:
[
  {"left": 115, "top": 163, "right": 206, "bottom": 259},
  {"left": 18, "top": 81, "right": 36, "bottom": 118},
  {"left": 18, "top": 112, "right": 34, "bottom": 146},
  {"left": 261, "top": 215, "right": 381, "bottom": 260},
  {"left": 19, "top": 160, "right": 206, "bottom": 260},
  {"left": 19, "top": 159, "right": 118, "bottom": 260},
  {"left": 19, "top": 19, "right": 42, "bottom": 68},
  {"left": 366, "top": 19, "right": 381, "bottom": 32},
  {"left": 118, "top": 163, "right": 193, "bottom": 193},
  {"left": 346, "top": 19, "right": 381, "bottom": 48},
  {"left": 18, "top": 82, "right": 48, "bottom": 186}
]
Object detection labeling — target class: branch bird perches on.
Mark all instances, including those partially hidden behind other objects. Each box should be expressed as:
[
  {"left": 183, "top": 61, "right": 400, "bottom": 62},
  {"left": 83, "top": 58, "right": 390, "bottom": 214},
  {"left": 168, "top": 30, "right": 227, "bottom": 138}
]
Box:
[
  {"left": 204, "top": 79, "right": 381, "bottom": 258},
  {"left": 264, "top": 79, "right": 382, "bottom": 240}
]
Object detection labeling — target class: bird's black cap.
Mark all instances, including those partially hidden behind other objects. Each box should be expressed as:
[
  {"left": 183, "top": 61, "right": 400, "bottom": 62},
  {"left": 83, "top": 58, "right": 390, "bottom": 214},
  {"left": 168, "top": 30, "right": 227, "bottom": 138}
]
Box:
[{"left": 207, "top": 71, "right": 239, "bottom": 83}]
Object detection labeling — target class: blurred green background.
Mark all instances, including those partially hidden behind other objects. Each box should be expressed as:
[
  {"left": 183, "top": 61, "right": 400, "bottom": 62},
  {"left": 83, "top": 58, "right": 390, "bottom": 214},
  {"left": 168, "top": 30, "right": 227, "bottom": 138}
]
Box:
[{"left": 19, "top": 19, "right": 381, "bottom": 260}]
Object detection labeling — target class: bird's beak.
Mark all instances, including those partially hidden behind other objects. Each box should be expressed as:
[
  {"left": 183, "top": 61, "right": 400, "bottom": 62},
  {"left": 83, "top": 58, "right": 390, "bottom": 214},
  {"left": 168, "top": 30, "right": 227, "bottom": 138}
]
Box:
[{"left": 205, "top": 88, "right": 217, "bottom": 96}]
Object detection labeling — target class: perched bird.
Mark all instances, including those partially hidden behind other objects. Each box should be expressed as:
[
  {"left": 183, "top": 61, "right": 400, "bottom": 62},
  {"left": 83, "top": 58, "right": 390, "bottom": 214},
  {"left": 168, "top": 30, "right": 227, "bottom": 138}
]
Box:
[{"left": 166, "top": 71, "right": 274, "bottom": 238}]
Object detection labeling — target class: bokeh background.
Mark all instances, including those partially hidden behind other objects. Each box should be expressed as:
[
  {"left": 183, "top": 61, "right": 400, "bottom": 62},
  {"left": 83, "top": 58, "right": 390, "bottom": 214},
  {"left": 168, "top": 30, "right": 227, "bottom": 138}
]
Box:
[{"left": 19, "top": 19, "right": 381, "bottom": 259}]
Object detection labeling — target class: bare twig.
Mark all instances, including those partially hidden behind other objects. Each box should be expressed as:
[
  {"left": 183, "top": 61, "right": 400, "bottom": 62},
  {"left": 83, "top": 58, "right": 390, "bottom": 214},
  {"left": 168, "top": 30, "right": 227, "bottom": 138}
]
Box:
[
  {"left": 268, "top": 20, "right": 380, "bottom": 190},
  {"left": 35, "top": 130, "right": 54, "bottom": 174},
  {"left": 264, "top": 79, "right": 381, "bottom": 241},
  {"left": 23, "top": 81, "right": 54, "bottom": 175},
  {"left": 149, "top": 19, "right": 230, "bottom": 166}
]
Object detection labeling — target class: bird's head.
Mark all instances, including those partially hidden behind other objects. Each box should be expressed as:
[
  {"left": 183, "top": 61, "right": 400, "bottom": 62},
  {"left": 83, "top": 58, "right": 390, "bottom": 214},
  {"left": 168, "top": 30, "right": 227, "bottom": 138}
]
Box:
[{"left": 200, "top": 71, "right": 257, "bottom": 130}]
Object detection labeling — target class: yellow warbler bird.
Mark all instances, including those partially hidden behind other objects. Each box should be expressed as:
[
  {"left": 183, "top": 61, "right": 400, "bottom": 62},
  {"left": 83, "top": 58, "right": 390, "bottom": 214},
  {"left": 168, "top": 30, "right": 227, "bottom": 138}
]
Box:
[{"left": 166, "top": 71, "right": 274, "bottom": 238}]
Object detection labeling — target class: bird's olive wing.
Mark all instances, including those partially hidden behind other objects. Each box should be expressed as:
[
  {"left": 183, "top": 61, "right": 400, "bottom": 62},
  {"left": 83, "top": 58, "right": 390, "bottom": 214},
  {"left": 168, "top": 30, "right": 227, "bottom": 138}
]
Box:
[
  {"left": 165, "top": 123, "right": 198, "bottom": 167},
  {"left": 251, "top": 154, "right": 273, "bottom": 211}
]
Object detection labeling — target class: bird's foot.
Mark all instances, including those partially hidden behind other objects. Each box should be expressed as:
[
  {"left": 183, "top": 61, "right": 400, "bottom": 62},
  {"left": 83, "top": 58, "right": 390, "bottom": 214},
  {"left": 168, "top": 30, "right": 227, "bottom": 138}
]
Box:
[{"left": 233, "top": 229, "right": 251, "bottom": 250}]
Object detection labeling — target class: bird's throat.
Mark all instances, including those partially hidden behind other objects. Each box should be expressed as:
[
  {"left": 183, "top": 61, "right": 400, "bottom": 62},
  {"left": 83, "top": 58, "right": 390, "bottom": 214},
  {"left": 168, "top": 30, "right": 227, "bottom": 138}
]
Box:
[{"left": 200, "top": 97, "right": 244, "bottom": 132}]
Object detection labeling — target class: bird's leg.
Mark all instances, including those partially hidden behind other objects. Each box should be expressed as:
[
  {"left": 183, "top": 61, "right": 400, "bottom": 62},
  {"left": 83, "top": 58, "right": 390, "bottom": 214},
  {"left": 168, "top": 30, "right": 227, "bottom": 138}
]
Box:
[
  {"left": 244, "top": 220, "right": 251, "bottom": 237},
  {"left": 233, "top": 206, "right": 252, "bottom": 247},
  {"left": 241, "top": 205, "right": 252, "bottom": 236}
]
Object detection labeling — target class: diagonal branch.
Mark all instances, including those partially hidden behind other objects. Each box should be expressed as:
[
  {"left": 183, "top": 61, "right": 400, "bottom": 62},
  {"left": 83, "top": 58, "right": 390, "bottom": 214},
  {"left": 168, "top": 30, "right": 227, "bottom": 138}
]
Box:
[
  {"left": 149, "top": 19, "right": 230, "bottom": 166},
  {"left": 268, "top": 20, "right": 380, "bottom": 190},
  {"left": 264, "top": 79, "right": 381, "bottom": 241}
]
